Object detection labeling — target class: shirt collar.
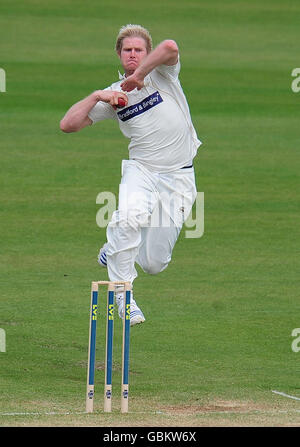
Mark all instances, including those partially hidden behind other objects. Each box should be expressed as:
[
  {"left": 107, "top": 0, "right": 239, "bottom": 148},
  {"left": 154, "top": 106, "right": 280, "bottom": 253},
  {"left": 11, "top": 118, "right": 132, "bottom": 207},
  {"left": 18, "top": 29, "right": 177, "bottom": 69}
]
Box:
[{"left": 118, "top": 70, "right": 126, "bottom": 80}]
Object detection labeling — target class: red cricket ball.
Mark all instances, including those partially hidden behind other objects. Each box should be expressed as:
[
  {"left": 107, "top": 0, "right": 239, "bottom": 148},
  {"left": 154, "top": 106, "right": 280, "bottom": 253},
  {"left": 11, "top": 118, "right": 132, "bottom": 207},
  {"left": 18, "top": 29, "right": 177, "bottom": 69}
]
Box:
[{"left": 117, "top": 98, "right": 126, "bottom": 108}]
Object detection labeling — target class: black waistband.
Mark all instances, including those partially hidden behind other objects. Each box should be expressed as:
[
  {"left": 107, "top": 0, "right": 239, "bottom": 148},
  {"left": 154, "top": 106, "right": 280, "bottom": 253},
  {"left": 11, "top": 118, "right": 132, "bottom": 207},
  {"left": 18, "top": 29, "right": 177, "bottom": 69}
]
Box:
[{"left": 181, "top": 164, "right": 193, "bottom": 169}]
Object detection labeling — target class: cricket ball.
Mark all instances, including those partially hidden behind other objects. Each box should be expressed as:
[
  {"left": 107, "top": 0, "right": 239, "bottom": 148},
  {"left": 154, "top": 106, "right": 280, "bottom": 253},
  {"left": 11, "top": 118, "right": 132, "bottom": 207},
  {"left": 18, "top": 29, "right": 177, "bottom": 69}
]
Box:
[{"left": 117, "top": 98, "right": 126, "bottom": 108}]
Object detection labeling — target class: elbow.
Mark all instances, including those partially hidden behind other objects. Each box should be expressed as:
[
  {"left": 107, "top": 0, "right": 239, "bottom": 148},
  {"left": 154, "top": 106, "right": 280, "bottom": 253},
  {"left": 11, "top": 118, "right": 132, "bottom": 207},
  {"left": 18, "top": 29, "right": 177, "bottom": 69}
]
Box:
[
  {"left": 163, "top": 39, "right": 178, "bottom": 55},
  {"left": 60, "top": 118, "right": 76, "bottom": 133},
  {"left": 162, "top": 40, "right": 179, "bottom": 64},
  {"left": 164, "top": 39, "right": 178, "bottom": 52}
]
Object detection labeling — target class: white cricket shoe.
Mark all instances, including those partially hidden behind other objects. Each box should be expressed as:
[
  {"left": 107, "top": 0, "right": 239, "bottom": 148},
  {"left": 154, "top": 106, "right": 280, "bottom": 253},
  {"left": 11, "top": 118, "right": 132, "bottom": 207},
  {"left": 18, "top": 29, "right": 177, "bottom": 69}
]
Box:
[
  {"left": 97, "top": 243, "right": 108, "bottom": 268},
  {"left": 116, "top": 292, "right": 145, "bottom": 326}
]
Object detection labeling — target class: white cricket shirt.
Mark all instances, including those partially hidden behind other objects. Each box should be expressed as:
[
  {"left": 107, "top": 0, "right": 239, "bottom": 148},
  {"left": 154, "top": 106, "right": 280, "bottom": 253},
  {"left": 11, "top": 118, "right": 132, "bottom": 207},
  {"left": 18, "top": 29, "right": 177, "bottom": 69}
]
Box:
[{"left": 88, "top": 58, "right": 202, "bottom": 172}]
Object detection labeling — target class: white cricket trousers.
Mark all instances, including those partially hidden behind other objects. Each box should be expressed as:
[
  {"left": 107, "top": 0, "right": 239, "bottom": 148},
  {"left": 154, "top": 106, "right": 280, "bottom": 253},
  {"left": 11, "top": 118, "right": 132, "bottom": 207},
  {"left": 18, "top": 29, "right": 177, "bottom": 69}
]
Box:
[{"left": 106, "top": 160, "right": 197, "bottom": 284}]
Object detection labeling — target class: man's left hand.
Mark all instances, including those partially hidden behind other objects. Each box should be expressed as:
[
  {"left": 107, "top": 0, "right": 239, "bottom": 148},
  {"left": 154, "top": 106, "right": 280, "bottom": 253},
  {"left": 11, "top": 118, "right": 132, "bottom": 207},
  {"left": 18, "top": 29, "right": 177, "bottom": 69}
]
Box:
[{"left": 121, "top": 73, "right": 144, "bottom": 92}]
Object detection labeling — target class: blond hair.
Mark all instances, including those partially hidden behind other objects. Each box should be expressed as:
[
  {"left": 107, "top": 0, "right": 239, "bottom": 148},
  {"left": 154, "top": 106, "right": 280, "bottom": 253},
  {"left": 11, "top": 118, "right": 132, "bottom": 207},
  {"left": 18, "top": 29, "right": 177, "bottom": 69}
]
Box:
[{"left": 115, "top": 24, "right": 153, "bottom": 54}]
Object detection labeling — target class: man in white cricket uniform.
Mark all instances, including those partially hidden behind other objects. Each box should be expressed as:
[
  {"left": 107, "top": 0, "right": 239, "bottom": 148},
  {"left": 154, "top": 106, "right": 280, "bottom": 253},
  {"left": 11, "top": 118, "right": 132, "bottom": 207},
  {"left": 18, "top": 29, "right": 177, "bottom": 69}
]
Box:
[{"left": 60, "top": 25, "right": 202, "bottom": 325}]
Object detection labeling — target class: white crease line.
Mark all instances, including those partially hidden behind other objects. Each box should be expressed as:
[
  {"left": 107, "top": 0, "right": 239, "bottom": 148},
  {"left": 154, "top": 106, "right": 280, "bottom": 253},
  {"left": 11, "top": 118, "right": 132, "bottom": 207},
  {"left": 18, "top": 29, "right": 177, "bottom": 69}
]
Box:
[
  {"left": 0, "top": 411, "right": 157, "bottom": 416},
  {"left": 0, "top": 412, "right": 86, "bottom": 416},
  {"left": 272, "top": 390, "right": 300, "bottom": 402}
]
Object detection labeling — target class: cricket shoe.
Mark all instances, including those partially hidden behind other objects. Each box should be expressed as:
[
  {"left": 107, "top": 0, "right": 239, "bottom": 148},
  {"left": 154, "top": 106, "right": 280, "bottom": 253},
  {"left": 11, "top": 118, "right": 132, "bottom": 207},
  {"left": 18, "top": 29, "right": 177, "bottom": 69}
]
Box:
[
  {"left": 97, "top": 243, "right": 108, "bottom": 268},
  {"left": 116, "top": 292, "right": 145, "bottom": 326}
]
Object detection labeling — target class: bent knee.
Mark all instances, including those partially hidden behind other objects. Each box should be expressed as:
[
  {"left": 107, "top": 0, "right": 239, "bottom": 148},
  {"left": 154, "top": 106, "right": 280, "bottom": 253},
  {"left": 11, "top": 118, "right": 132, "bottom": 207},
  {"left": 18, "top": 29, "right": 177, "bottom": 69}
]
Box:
[{"left": 140, "top": 258, "right": 170, "bottom": 275}]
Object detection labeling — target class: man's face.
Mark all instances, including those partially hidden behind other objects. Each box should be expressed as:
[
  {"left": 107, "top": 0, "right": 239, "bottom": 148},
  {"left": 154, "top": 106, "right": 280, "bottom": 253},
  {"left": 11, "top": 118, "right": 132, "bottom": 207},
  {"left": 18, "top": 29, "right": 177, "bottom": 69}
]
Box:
[{"left": 118, "top": 37, "right": 148, "bottom": 76}]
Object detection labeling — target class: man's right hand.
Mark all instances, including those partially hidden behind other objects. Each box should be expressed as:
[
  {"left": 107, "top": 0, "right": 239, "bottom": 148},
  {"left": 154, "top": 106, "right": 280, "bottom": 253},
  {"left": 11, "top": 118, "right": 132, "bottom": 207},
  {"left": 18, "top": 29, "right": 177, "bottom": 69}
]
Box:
[
  {"left": 94, "top": 90, "right": 128, "bottom": 108},
  {"left": 60, "top": 90, "right": 128, "bottom": 133}
]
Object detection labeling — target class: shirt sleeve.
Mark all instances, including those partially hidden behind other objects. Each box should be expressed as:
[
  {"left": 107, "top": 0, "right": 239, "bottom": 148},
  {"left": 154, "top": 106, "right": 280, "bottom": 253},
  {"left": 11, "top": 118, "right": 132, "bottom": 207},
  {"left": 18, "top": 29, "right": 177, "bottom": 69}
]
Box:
[
  {"left": 154, "top": 56, "right": 181, "bottom": 82},
  {"left": 88, "top": 87, "right": 117, "bottom": 123}
]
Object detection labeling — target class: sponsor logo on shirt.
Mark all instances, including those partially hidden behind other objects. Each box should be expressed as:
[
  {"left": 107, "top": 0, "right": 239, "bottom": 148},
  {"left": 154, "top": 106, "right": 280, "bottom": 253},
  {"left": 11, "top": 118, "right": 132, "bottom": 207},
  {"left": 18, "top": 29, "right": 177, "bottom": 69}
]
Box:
[{"left": 117, "top": 91, "right": 163, "bottom": 122}]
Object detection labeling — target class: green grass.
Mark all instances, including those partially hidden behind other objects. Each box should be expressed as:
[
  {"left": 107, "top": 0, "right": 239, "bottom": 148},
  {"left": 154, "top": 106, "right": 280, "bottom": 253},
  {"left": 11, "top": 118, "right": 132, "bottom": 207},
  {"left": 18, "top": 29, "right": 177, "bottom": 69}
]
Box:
[{"left": 0, "top": 0, "right": 300, "bottom": 427}]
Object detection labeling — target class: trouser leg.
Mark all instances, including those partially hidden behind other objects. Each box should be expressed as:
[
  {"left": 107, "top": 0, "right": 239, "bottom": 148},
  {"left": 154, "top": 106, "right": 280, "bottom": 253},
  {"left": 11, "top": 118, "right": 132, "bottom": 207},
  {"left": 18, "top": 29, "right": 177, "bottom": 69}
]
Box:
[
  {"left": 136, "top": 225, "right": 181, "bottom": 275},
  {"left": 105, "top": 161, "right": 197, "bottom": 283},
  {"left": 136, "top": 167, "right": 197, "bottom": 275},
  {"left": 105, "top": 160, "right": 157, "bottom": 283}
]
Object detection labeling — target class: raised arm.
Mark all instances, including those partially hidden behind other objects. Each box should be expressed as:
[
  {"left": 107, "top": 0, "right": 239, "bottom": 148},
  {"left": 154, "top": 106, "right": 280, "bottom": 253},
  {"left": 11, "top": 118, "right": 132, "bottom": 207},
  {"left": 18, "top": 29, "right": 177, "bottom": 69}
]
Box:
[
  {"left": 120, "top": 40, "right": 178, "bottom": 92},
  {"left": 60, "top": 90, "right": 128, "bottom": 133}
]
